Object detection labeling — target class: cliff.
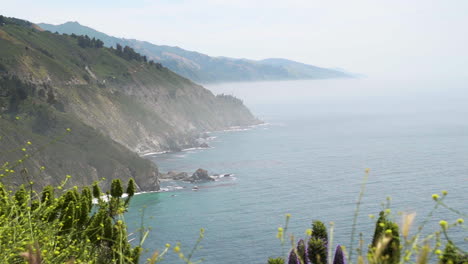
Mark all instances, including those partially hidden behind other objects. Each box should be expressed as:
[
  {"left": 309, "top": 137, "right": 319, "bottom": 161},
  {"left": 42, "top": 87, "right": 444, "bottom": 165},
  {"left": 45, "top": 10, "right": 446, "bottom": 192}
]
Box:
[{"left": 0, "top": 16, "right": 260, "bottom": 191}]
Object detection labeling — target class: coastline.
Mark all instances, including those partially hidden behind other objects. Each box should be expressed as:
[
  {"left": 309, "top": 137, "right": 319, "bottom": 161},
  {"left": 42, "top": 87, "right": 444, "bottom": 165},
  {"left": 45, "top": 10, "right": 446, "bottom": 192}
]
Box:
[
  {"left": 138, "top": 122, "right": 268, "bottom": 158},
  {"left": 136, "top": 122, "right": 267, "bottom": 193},
  {"left": 133, "top": 172, "right": 237, "bottom": 195}
]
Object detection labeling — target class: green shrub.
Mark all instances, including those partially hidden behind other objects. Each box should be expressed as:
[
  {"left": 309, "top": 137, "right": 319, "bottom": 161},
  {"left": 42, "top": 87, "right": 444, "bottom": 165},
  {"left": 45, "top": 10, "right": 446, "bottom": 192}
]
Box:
[{"left": 0, "top": 177, "right": 142, "bottom": 263}]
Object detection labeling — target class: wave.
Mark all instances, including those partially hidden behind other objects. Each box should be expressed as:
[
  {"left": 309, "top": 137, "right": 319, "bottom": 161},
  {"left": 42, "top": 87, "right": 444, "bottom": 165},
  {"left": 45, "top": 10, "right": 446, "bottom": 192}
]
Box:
[
  {"left": 211, "top": 173, "right": 235, "bottom": 179},
  {"left": 141, "top": 150, "right": 169, "bottom": 157},
  {"left": 181, "top": 146, "right": 212, "bottom": 152}
]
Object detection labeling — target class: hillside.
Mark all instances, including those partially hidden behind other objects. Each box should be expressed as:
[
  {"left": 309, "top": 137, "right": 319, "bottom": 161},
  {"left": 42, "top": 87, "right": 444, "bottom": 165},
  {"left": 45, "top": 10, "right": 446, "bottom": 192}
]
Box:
[
  {"left": 38, "top": 21, "right": 351, "bottom": 83},
  {"left": 0, "top": 16, "right": 260, "bottom": 191}
]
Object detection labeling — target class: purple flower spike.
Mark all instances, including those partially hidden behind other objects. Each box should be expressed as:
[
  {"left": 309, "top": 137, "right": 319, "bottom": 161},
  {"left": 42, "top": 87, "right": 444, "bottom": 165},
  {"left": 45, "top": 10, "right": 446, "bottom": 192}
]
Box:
[
  {"left": 297, "top": 239, "right": 308, "bottom": 264},
  {"left": 289, "top": 249, "right": 300, "bottom": 264},
  {"left": 333, "top": 245, "right": 346, "bottom": 264}
]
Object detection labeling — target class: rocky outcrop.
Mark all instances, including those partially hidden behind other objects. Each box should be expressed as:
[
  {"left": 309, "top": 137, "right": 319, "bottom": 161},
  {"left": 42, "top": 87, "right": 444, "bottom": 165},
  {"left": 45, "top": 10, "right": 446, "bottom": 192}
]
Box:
[
  {"left": 160, "top": 171, "right": 189, "bottom": 181},
  {"left": 199, "top": 142, "right": 210, "bottom": 148},
  {"left": 135, "top": 170, "right": 160, "bottom": 192},
  {"left": 160, "top": 168, "right": 215, "bottom": 183},
  {"left": 189, "top": 168, "right": 214, "bottom": 182}
]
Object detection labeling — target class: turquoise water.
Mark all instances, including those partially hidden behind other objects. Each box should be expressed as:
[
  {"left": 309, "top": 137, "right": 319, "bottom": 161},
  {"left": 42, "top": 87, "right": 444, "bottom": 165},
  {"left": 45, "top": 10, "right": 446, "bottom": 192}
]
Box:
[{"left": 126, "top": 79, "right": 467, "bottom": 263}]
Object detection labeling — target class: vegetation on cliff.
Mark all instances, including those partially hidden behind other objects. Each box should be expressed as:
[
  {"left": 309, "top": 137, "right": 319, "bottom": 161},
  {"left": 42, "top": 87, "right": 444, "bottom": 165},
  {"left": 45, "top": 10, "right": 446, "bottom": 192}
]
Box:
[
  {"left": 0, "top": 15, "right": 259, "bottom": 189},
  {"left": 37, "top": 21, "right": 351, "bottom": 84}
]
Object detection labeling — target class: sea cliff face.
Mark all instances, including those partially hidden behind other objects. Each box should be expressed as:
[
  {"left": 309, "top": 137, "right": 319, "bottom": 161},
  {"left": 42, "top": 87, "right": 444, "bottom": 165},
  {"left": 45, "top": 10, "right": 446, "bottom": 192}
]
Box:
[{"left": 0, "top": 17, "right": 260, "bottom": 191}]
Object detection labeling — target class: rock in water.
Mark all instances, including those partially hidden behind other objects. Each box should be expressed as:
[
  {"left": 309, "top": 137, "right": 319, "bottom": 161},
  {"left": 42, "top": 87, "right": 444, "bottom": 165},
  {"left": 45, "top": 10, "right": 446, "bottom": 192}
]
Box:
[
  {"left": 199, "top": 142, "right": 210, "bottom": 148},
  {"left": 173, "top": 172, "right": 189, "bottom": 180},
  {"left": 160, "top": 171, "right": 190, "bottom": 181},
  {"left": 189, "top": 168, "right": 214, "bottom": 182}
]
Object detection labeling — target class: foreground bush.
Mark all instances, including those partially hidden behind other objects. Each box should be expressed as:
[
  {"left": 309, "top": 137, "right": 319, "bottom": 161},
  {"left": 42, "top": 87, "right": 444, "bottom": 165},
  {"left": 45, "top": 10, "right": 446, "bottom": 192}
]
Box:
[{"left": 0, "top": 176, "right": 142, "bottom": 263}]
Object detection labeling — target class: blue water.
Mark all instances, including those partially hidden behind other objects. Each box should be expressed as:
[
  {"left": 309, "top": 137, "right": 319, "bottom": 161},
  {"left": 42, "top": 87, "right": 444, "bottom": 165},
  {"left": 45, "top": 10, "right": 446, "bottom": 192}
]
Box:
[{"left": 126, "top": 79, "right": 467, "bottom": 263}]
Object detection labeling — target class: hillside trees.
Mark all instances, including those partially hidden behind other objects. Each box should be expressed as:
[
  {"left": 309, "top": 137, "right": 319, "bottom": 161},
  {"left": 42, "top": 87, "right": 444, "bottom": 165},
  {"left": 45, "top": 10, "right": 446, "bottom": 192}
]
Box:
[
  {"left": 75, "top": 34, "right": 104, "bottom": 48},
  {"left": 67, "top": 31, "right": 163, "bottom": 68},
  {"left": 113, "top": 43, "right": 162, "bottom": 69}
]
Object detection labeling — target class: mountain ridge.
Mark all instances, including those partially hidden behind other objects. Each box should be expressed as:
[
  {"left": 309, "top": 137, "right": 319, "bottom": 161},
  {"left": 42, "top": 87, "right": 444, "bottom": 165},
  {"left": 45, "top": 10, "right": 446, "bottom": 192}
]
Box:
[{"left": 38, "top": 21, "right": 352, "bottom": 84}]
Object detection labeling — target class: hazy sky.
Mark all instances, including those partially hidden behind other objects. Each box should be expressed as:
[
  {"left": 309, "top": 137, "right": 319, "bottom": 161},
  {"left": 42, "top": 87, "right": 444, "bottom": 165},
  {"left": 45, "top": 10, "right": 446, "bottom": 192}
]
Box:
[{"left": 3, "top": 0, "right": 468, "bottom": 80}]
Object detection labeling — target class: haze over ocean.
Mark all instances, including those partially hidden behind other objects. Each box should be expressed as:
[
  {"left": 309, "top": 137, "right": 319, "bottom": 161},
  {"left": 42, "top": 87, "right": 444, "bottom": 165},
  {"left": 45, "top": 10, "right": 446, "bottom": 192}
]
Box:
[{"left": 125, "top": 78, "right": 467, "bottom": 263}]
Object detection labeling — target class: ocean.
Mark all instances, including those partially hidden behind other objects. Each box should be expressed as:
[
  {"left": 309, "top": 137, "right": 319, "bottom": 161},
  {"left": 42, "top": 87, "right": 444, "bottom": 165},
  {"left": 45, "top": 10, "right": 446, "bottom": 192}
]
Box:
[{"left": 126, "top": 78, "right": 467, "bottom": 263}]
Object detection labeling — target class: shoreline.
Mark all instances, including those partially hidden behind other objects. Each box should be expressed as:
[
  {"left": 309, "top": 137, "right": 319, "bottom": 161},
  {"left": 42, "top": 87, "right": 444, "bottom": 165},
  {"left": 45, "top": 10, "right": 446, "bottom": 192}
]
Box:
[
  {"left": 138, "top": 122, "right": 267, "bottom": 193},
  {"left": 138, "top": 122, "right": 269, "bottom": 158},
  {"left": 134, "top": 172, "right": 236, "bottom": 195}
]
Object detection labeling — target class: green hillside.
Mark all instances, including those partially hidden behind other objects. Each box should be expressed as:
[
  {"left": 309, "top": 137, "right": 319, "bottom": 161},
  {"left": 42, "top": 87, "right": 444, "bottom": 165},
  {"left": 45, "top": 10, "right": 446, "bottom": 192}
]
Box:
[
  {"left": 38, "top": 21, "right": 352, "bottom": 83},
  {"left": 0, "top": 16, "right": 259, "bottom": 190}
]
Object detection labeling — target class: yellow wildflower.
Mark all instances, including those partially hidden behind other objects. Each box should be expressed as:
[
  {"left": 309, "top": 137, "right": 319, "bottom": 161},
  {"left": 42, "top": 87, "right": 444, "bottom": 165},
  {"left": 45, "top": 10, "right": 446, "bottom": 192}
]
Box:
[{"left": 439, "top": 220, "right": 448, "bottom": 230}]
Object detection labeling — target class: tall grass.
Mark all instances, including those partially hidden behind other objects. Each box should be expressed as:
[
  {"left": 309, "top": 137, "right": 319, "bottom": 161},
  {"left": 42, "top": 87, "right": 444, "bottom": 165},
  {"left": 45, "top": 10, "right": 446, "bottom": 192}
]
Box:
[{"left": 268, "top": 171, "right": 467, "bottom": 264}]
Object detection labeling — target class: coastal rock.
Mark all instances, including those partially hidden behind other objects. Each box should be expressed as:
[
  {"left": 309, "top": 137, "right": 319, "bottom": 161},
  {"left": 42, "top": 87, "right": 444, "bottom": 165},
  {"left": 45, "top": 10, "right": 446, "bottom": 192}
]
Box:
[
  {"left": 134, "top": 170, "right": 160, "bottom": 192},
  {"left": 173, "top": 172, "right": 189, "bottom": 180},
  {"left": 160, "top": 169, "right": 216, "bottom": 182},
  {"left": 160, "top": 171, "right": 189, "bottom": 181},
  {"left": 188, "top": 168, "right": 214, "bottom": 182},
  {"left": 199, "top": 142, "right": 210, "bottom": 148}
]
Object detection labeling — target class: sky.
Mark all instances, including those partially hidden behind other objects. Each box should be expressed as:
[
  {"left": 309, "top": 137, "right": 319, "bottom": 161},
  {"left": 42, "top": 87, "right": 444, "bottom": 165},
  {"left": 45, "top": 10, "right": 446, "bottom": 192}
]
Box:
[{"left": 2, "top": 0, "right": 468, "bottom": 80}]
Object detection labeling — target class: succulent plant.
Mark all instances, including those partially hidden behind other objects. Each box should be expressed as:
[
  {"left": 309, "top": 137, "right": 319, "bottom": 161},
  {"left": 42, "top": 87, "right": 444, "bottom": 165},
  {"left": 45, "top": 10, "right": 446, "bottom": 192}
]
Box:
[
  {"left": 332, "top": 245, "right": 346, "bottom": 264},
  {"left": 308, "top": 237, "right": 328, "bottom": 264},
  {"left": 288, "top": 249, "right": 300, "bottom": 264},
  {"left": 369, "top": 211, "right": 400, "bottom": 264},
  {"left": 307, "top": 221, "right": 328, "bottom": 264},
  {"left": 297, "top": 239, "right": 308, "bottom": 263}
]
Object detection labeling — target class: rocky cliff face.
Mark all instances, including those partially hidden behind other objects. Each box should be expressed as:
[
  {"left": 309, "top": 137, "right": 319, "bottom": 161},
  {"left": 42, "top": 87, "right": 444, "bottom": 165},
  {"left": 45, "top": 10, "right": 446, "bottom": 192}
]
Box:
[{"left": 0, "top": 17, "right": 260, "bottom": 191}]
